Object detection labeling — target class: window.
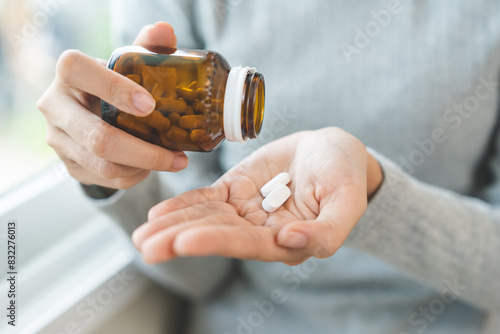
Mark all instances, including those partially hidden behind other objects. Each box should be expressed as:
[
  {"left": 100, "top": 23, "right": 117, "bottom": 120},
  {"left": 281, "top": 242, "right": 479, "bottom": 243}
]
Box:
[
  {"left": 0, "top": 2, "right": 179, "bottom": 333},
  {"left": 0, "top": 0, "right": 112, "bottom": 194}
]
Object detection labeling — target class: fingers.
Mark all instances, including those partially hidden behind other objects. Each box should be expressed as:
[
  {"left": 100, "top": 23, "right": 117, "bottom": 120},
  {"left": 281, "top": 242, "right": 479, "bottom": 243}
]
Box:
[
  {"left": 133, "top": 201, "right": 237, "bottom": 248},
  {"left": 48, "top": 126, "right": 140, "bottom": 178},
  {"left": 172, "top": 225, "right": 305, "bottom": 264},
  {"left": 48, "top": 125, "right": 151, "bottom": 188},
  {"left": 276, "top": 184, "right": 367, "bottom": 258},
  {"left": 148, "top": 184, "right": 229, "bottom": 220},
  {"left": 135, "top": 183, "right": 365, "bottom": 265},
  {"left": 55, "top": 50, "right": 155, "bottom": 116},
  {"left": 139, "top": 215, "right": 236, "bottom": 263},
  {"left": 36, "top": 22, "right": 185, "bottom": 190},
  {"left": 137, "top": 214, "right": 304, "bottom": 264},
  {"left": 40, "top": 91, "right": 188, "bottom": 172},
  {"left": 134, "top": 22, "right": 177, "bottom": 51}
]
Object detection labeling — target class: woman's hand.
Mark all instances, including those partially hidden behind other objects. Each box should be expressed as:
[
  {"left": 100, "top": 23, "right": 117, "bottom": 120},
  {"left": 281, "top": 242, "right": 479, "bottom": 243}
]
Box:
[
  {"left": 133, "top": 128, "right": 383, "bottom": 265},
  {"left": 37, "top": 22, "right": 188, "bottom": 189}
]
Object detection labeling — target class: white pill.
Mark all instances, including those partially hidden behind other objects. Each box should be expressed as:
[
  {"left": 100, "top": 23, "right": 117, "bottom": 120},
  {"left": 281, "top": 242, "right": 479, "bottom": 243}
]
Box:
[
  {"left": 260, "top": 172, "right": 291, "bottom": 197},
  {"left": 262, "top": 184, "right": 291, "bottom": 213}
]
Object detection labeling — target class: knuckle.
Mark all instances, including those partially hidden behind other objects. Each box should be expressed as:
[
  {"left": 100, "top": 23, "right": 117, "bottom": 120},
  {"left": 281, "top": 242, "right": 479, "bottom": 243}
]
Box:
[
  {"left": 97, "top": 160, "right": 120, "bottom": 179},
  {"left": 45, "top": 131, "right": 56, "bottom": 148},
  {"left": 65, "top": 167, "right": 77, "bottom": 179},
  {"left": 146, "top": 149, "right": 165, "bottom": 170},
  {"left": 58, "top": 114, "right": 74, "bottom": 133},
  {"left": 64, "top": 162, "right": 80, "bottom": 179},
  {"left": 86, "top": 122, "right": 115, "bottom": 158},
  {"left": 45, "top": 127, "right": 64, "bottom": 152},
  {"left": 56, "top": 49, "right": 83, "bottom": 84},
  {"left": 65, "top": 158, "right": 80, "bottom": 170},
  {"left": 104, "top": 77, "right": 123, "bottom": 105},
  {"left": 36, "top": 94, "right": 48, "bottom": 115},
  {"left": 113, "top": 176, "right": 136, "bottom": 189}
]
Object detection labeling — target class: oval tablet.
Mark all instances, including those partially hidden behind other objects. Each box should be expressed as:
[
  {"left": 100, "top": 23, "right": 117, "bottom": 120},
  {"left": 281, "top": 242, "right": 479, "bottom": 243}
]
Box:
[
  {"left": 262, "top": 184, "right": 291, "bottom": 213},
  {"left": 261, "top": 172, "right": 291, "bottom": 197}
]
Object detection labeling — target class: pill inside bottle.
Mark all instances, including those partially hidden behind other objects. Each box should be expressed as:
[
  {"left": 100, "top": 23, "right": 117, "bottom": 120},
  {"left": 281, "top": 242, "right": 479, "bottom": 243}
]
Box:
[{"left": 101, "top": 46, "right": 266, "bottom": 152}]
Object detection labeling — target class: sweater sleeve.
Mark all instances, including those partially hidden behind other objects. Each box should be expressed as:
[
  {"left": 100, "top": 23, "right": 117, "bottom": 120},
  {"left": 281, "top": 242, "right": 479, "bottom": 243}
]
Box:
[{"left": 346, "top": 148, "right": 500, "bottom": 314}]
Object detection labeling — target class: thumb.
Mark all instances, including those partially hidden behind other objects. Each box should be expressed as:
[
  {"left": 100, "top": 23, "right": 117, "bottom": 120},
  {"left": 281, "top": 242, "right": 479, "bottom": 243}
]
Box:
[
  {"left": 276, "top": 219, "right": 348, "bottom": 258},
  {"left": 134, "top": 22, "right": 177, "bottom": 51},
  {"left": 276, "top": 185, "right": 367, "bottom": 258}
]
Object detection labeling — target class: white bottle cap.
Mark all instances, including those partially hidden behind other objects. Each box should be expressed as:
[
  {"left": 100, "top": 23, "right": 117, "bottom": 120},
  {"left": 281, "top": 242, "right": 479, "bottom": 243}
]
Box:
[
  {"left": 223, "top": 66, "right": 256, "bottom": 143},
  {"left": 262, "top": 184, "right": 291, "bottom": 213},
  {"left": 261, "top": 172, "right": 291, "bottom": 197}
]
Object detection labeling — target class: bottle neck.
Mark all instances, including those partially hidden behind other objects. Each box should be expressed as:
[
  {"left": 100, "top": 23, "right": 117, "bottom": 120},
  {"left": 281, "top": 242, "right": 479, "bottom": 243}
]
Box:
[
  {"left": 241, "top": 71, "right": 265, "bottom": 139},
  {"left": 223, "top": 67, "right": 265, "bottom": 143}
]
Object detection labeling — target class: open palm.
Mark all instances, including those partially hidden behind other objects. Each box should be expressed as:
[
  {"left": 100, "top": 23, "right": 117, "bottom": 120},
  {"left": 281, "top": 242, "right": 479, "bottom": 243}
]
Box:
[{"left": 132, "top": 128, "right": 372, "bottom": 265}]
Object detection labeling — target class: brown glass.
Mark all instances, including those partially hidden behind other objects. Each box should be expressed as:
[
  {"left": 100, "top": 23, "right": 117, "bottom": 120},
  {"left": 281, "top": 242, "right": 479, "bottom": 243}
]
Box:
[{"left": 101, "top": 46, "right": 265, "bottom": 152}]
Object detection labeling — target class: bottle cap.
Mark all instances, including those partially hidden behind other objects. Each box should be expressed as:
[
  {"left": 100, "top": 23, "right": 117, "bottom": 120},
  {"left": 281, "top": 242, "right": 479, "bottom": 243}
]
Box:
[{"left": 223, "top": 66, "right": 256, "bottom": 142}]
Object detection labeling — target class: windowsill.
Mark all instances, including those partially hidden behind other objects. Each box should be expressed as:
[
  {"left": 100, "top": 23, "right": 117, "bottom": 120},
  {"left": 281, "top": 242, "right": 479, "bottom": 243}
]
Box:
[
  {"left": 0, "top": 215, "right": 146, "bottom": 334},
  {"left": 0, "top": 164, "right": 182, "bottom": 333}
]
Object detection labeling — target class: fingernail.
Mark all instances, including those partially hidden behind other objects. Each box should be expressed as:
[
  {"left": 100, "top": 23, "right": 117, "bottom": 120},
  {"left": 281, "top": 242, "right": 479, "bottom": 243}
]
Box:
[
  {"left": 279, "top": 232, "right": 308, "bottom": 249},
  {"left": 133, "top": 92, "right": 155, "bottom": 114},
  {"left": 173, "top": 155, "right": 188, "bottom": 170}
]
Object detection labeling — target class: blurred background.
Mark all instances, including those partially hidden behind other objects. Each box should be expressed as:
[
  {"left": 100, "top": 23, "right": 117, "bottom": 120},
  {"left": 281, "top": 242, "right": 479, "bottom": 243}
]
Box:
[
  {"left": 0, "top": 2, "right": 184, "bottom": 333},
  {"left": 0, "top": 0, "right": 111, "bottom": 194}
]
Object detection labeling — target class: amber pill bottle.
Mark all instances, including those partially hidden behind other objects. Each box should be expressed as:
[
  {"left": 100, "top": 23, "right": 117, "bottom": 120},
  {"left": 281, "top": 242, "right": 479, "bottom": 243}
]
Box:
[{"left": 101, "top": 46, "right": 265, "bottom": 152}]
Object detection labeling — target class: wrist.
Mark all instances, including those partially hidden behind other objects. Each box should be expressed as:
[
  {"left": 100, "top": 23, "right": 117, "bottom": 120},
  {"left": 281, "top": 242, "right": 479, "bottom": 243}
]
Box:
[{"left": 366, "top": 151, "right": 384, "bottom": 199}]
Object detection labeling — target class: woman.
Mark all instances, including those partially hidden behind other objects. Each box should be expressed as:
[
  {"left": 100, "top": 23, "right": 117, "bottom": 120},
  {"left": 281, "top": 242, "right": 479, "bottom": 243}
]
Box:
[{"left": 38, "top": 1, "right": 500, "bottom": 333}]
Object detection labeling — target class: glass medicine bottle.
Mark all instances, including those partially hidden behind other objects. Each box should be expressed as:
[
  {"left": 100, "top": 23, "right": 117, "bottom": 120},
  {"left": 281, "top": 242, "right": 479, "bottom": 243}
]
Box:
[{"left": 101, "top": 46, "right": 265, "bottom": 152}]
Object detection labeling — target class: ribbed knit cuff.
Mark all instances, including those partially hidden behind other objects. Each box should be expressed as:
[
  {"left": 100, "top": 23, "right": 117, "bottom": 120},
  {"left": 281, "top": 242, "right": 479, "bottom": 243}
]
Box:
[{"left": 346, "top": 148, "right": 411, "bottom": 249}]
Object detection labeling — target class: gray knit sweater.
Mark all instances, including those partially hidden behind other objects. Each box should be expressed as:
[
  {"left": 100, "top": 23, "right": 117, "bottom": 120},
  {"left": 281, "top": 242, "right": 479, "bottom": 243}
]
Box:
[{"left": 91, "top": 1, "right": 500, "bottom": 333}]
